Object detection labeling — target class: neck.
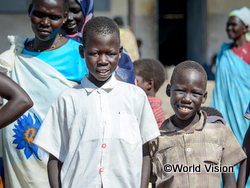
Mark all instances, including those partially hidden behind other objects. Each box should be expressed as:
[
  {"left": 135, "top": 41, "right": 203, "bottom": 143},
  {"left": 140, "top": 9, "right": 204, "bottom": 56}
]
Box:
[
  {"left": 33, "top": 34, "right": 61, "bottom": 52},
  {"left": 233, "top": 35, "right": 248, "bottom": 48},
  {"left": 172, "top": 113, "right": 200, "bottom": 131}
]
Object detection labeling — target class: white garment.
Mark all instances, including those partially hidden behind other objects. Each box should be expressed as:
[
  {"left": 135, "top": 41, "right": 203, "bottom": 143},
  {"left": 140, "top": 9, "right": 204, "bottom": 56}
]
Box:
[
  {"left": 34, "top": 75, "right": 160, "bottom": 188},
  {"left": 0, "top": 36, "right": 76, "bottom": 188}
]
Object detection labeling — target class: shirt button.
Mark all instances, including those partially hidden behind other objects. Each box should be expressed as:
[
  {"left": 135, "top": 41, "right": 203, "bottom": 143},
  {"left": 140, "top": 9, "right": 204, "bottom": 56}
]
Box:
[
  {"left": 99, "top": 168, "right": 104, "bottom": 173},
  {"left": 187, "top": 148, "right": 191, "bottom": 152},
  {"left": 102, "top": 143, "right": 106, "bottom": 148},
  {"left": 102, "top": 121, "right": 106, "bottom": 126}
]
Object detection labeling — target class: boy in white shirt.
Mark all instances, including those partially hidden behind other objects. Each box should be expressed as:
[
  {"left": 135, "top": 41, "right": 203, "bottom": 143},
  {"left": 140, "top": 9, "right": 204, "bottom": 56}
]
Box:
[{"left": 34, "top": 16, "right": 160, "bottom": 188}]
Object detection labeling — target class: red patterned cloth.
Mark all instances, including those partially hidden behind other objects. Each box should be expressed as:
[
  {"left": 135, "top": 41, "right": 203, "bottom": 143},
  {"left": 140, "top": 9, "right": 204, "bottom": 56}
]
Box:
[
  {"left": 148, "top": 96, "right": 165, "bottom": 128},
  {"left": 231, "top": 42, "right": 250, "bottom": 65}
]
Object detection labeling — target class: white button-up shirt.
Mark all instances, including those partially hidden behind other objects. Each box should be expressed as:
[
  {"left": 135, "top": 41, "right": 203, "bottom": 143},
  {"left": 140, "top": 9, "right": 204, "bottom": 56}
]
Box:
[{"left": 34, "top": 75, "right": 160, "bottom": 188}]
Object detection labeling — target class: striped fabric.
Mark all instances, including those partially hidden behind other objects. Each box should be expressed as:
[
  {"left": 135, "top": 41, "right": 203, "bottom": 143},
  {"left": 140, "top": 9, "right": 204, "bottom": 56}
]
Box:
[{"left": 148, "top": 96, "right": 165, "bottom": 128}]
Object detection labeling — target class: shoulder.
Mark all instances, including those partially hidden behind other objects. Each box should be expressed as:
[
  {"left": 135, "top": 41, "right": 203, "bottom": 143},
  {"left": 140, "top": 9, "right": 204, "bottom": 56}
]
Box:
[
  {"left": 65, "top": 39, "right": 82, "bottom": 48},
  {"left": 55, "top": 84, "right": 85, "bottom": 103},
  {"left": 116, "top": 81, "right": 145, "bottom": 95}
]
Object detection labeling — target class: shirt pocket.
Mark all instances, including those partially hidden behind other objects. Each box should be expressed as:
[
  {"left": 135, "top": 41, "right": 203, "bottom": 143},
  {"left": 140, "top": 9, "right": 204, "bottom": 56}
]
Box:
[
  {"left": 203, "top": 143, "right": 223, "bottom": 165},
  {"left": 152, "top": 145, "right": 175, "bottom": 181},
  {"left": 119, "top": 113, "right": 141, "bottom": 145}
]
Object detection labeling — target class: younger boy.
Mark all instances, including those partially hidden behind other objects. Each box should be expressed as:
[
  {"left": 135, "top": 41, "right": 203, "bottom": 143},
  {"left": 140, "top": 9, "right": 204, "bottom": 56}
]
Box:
[
  {"left": 134, "top": 58, "right": 165, "bottom": 128},
  {"left": 34, "top": 16, "right": 160, "bottom": 188},
  {"left": 141, "top": 61, "right": 246, "bottom": 188}
]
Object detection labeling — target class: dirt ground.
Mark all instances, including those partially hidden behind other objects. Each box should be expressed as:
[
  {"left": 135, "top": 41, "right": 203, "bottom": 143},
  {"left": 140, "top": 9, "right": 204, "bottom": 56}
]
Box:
[{"left": 156, "top": 66, "right": 215, "bottom": 119}]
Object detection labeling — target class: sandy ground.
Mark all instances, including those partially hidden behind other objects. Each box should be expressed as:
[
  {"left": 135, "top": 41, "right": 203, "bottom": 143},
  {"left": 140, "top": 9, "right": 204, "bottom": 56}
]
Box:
[{"left": 156, "top": 66, "right": 215, "bottom": 119}]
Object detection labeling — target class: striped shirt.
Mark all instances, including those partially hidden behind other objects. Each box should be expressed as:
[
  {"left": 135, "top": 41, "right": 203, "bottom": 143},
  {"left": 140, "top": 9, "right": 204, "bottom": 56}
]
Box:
[
  {"left": 148, "top": 96, "right": 165, "bottom": 128},
  {"left": 149, "top": 111, "right": 246, "bottom": 188}
]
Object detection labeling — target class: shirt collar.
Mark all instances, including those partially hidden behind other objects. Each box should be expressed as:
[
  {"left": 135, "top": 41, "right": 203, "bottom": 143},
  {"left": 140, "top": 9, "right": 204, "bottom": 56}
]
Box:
[
  {"left": 81, "top": 74, "right": 117, "bottom": 93},
  {"left": 160, "top": 110, "right": 207, "bottom": 134}
]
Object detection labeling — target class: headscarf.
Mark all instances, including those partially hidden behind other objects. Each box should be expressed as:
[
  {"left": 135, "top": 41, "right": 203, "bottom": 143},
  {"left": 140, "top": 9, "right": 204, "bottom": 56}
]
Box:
[
  {"left": 65, "top": 0, "right": 94, "bottom": 42},
  {"left": 229, "top": 6, "right": 250, "bottom": 41}
]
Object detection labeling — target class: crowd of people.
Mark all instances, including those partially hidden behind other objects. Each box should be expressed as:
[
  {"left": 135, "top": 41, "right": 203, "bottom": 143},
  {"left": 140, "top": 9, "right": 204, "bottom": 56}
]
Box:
[{"left": 0, "top": 0, "right": 249, "bottom": 187}]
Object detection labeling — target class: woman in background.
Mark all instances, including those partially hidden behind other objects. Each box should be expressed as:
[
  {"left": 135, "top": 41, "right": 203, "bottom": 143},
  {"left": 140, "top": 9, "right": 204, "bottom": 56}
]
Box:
[
  {"left": 211, "top": 6, "right": 250, "bottom": 187},
  {"left": 62, "top": 0, "right": 136, "bottom": 84}
]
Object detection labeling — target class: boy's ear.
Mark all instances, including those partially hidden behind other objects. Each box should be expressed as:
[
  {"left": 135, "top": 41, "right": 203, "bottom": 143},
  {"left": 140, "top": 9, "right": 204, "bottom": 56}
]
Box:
[
  {"left": 79, "top": 45, "right": 85, "bottom": 59},
  {"left": 202, "top": 91, "right": 208, "bottom": 104},
  {"left": 119, "top": 44, "right": 123, "bottom": 59},
  {"left": 166, "top": 84, "right": 171, "bottom": 97},
  {"left": 146, "top": 79, "right": 154, "bottom": 91}
]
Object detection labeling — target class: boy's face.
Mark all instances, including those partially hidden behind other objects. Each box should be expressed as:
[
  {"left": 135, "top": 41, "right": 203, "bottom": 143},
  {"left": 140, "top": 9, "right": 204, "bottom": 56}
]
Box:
[
  {"left": 79, "top": 33, "right": 123, "bottom": 86},
  {"left": 167, "top": 69, "right": 207, "bottom": 123}
]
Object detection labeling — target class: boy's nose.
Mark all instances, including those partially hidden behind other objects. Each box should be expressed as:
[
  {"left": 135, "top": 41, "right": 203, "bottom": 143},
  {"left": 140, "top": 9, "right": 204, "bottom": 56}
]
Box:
[
  {"left": 182, "top": 94, "right": 192, "bottom": 103},
  {"left": 99, "top": 54, "right": 108, "bottom": 64}
]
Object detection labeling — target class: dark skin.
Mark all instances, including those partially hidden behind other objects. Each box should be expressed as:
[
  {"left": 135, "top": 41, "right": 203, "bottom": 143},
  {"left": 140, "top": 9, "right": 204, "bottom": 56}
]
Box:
[
  {"left": 48, "top": 32, "right": 123, "bottom": 187},
  {"left": 134, "top": 69, "right": 155, "bottom": 97},
  {"left": 79, "top": 33, "right": 123, "bottom": 87},
  {"left": 0, "top": 72, "right": 33, "bottom": 129},
  {"left": 237, "top": 125, "right": 250, "bottom": 188},
  {"left": 141, "top": 69, "right": 235, "bottom": 188},
  {"left": 226, "top": 16, "right": 249, "bottom": 48},
  {"left": 26, "top": 0, "right": 68, "bottom": 52}
]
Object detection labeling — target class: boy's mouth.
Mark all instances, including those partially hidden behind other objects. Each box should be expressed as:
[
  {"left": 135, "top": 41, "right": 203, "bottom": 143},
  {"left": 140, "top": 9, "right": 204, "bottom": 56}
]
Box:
[
  {"left": 178, "top": 106, "right": 192, "bottom": 113},
  {"left": 97, "top": 69, "right": 110, "bottom": 76}
]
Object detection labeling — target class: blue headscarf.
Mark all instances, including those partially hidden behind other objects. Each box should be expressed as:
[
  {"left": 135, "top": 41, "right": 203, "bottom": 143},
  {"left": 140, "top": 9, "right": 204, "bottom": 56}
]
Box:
[{"left": 66, "top": 0, "right": 94, "bottom": 42}]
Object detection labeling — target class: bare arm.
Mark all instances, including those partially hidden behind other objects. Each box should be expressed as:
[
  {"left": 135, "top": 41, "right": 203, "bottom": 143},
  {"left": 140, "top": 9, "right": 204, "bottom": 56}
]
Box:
[
  {"left": 141, "top": 142, "right": 151, "bottom": 188},
  {"left": 237, "top": 125, "right": 250, "bottom": 187},
  {"left": 222, "top": 172, "right": 236, "bottom": 188},
  {"left": 0, "top": 72, "right": 33, "bottom": 129},
  {"left": 48, "top": 154, "right": 63, "bottom": 188}
]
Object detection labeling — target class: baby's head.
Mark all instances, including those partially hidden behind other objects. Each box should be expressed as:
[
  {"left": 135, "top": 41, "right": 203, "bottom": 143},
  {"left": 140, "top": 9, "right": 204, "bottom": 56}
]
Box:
[
  {"left": 166, "top": 60, "right": 208, "bottom": 125},
  {"left": 134, "top": 58, "right": 165, "bottom": 96},
  {"left": 79, "top": 16, "right": 123, "bottom": 87}
]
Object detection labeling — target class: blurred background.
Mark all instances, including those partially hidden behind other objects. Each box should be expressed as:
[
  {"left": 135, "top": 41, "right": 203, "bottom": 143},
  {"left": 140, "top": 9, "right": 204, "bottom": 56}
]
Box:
[{"left": 0, "top": 0, "right": 250, "bottom": 117}]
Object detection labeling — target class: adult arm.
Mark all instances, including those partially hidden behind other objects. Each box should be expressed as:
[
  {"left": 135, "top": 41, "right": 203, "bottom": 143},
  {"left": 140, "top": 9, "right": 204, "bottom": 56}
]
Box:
[
  {"left": 48, "top": 154, "right": 63, "bottom": 188},
  {"left": 141, "top": 142, "right": 151, "bottom": 188},
  {"left": 0, "top": 72, "right": 33, "bottom": 129},
  {"left": 222, "top": 172, "right": 236, "bottom": 188}
]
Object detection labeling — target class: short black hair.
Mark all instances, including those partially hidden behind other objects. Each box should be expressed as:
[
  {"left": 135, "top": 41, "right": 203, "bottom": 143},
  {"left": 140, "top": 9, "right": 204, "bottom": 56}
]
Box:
[
  {"left": 170, "top": 60, "right": 207, "bottom": 89},
  {"left": 113, "top": 16, "right": 124, "bottom": 27},
  {"left": 134, "top": 58, "right": 165, "bottom": 92},
  {"left": 82, "top": 16, "right": 120, "bottom": 47},
  {"left": 200, "top": 106, "right": 223, "bottom": 118}
]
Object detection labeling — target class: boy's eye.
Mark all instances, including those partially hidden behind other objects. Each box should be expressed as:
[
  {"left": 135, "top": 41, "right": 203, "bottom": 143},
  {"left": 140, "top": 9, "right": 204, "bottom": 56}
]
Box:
[
  {"left": 89, "top": 52, "right": 98, "bottom": 56},
  {"left": 107, "top": 53, "right": 116, "bottom": 56}
]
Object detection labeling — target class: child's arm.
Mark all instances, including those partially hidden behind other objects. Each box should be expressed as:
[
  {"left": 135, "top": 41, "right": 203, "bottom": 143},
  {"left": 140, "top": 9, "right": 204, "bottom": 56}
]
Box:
[
  {"left": 0, "top": 72, "right": 33, "bottom": 129},
  {"left": 48, "top": 154, "right": 63, "bottom": 188},
  {"left": 237, "top": 124, "right": 250, "bottom": 187},
  {"left": 141, "top": 142, "right": 151, "bottom": 188},
  {"left": 222, "top": 172, "right": 236, "bottom": 188}
]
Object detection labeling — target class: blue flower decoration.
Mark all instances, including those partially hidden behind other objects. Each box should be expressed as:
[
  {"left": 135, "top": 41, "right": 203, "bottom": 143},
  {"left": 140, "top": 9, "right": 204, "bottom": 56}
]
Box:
[
  {"left": 12, "top": 113, "right": 42, "bottom": 160},
  {"left": 0, "top": 157, "right": 4, "bottom": 188}
]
